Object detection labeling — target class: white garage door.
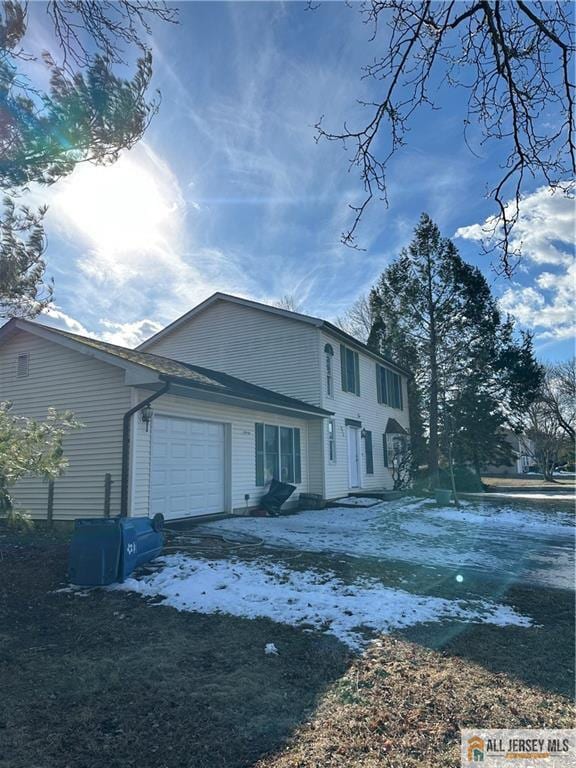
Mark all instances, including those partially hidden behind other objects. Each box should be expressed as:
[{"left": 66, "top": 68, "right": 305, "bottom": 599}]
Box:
[{"left": 150, "top": 416, "right": 225, "bottom": 519}]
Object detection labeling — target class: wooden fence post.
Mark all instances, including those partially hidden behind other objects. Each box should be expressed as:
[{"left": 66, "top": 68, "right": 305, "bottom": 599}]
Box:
[
  {"left": 47, "top": 480, "right": 55, "bottom": 527},
  {"left": 104, "top": 473, "right": 112, "bottom": 517}
]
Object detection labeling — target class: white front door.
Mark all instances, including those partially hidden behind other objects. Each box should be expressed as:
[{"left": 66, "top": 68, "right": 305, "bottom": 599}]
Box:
[
  {"left": 150, "top": 415, "right": 226, "bottom": 519},
  {"left": 347, "top": 426, "right": 361, "bottom": 488}
]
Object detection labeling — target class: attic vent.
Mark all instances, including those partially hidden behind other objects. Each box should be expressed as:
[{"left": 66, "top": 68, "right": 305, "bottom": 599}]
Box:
[{"left": 17, "top": 353, "right": 29, "bottom": 378}]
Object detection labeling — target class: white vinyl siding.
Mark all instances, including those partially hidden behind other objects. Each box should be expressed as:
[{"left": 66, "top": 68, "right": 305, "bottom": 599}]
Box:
[
  {"left": 142, "top": 300, "right": 322, "bottom": 407},
  {"left": 319, "top": 332, "right": 410, "bottom": 499},
  {"left": 131, "top": 390, "right": 310, "bottom": 516},
  {"left": 0, "top": 331, "right": 130, "bottom": 520}
]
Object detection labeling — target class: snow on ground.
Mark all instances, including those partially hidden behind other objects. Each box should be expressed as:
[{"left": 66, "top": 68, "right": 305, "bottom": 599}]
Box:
[
  {"left": 196, "top": 498, "right": 574, "bottom": 589},
  {"left": 116, "top": 553, "right": 531, "bottom": 650}
]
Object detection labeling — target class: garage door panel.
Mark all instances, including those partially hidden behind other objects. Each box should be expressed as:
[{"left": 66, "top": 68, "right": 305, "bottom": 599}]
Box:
[
  {"left": 150, "top": 416, "right": 225, "bottom": 520},
  {"left": 170, "top": 443, "right": 188, "bottom": 459}
]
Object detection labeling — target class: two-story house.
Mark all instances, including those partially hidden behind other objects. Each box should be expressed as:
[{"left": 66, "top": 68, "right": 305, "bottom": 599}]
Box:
[{"left": 0, "top": 293, "right": 410, "bottom": 521}]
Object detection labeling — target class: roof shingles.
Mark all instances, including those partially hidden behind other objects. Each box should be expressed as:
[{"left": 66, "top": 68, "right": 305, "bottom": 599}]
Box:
[{"left": 16, "top": 321, "right": 331, "bottom": 417}]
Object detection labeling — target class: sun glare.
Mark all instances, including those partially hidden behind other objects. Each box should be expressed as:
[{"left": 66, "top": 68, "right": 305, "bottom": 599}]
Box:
[{"left": 53, "top": 148, "right": 181, "bottom": 256}]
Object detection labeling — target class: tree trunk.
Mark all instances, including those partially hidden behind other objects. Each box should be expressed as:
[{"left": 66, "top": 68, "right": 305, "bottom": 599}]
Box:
[{"left": 427, "top": 255, "right": 439, "bottom": 489}]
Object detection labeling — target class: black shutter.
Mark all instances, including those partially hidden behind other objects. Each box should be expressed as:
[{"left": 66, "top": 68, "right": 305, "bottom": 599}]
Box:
[
  {"left": 294, "top": 428, "right": 301, "bottom": 484},
  {"left": 376, "top": 365, "right": 382, "bottom": 404},
  {"left": 255, "top": 423, "right": 264, "bottom": 486},
  {"left": 340, "top": 344, "right": 347, "bottom": 391},
  {"left": 365, "top": 430, "right": 373, "bottom": 474},
  {"left": 354, "top": 352, "right": 360, "bottom": 395},
  {"left": 382, "top": 434, "right": 388, "bottom": 467}
]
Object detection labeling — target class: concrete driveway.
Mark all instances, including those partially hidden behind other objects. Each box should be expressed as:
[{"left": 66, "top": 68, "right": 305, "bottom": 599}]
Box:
[{"left": 197, "top": 497, "right": 575, "bottom": 591}]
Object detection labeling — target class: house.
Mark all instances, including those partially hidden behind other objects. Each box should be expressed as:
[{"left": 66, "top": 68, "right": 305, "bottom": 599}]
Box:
[
  {"left": 0, "top": 293, "right": 410, "bottom": 521},
  {"left": 484, "top": 430, "right": 536, "bottom": 476}
]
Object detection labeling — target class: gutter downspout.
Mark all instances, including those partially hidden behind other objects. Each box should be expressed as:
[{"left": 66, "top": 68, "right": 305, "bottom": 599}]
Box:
[{"left": 120, "top": 381, "right": 170, "bottom": 517}]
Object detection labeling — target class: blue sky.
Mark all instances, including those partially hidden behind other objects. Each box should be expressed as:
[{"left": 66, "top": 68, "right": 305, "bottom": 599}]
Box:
[{"left": 23, "top": 2, "right": 575, "bottom": 360}]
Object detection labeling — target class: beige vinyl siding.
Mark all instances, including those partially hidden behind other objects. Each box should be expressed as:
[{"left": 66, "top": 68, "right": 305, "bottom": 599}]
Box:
[
  {"left": 318, "top": 331, "right": 410, "bottom": 499},
  {"left": 0, "top": 331, "right": 131, "bottom": 520},
  {"left": 131, "top": 390, "right": 311, "bottom": 516},
  {"left": 142, "top": 301, "right": 323, "bottom": 407}
]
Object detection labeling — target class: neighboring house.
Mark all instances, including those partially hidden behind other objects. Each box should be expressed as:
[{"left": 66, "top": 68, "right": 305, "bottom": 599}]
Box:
[
  {"left": 484, "top": 431, "right": 536, "bottom": 475},
  {"left": 0, "top": 293, "right": 410, "bottom": 521}
]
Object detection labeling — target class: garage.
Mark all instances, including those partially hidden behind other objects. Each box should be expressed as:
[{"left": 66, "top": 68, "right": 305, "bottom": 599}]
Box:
[{"left": 150, "top": 415, "right": 226, "bottom": 519}]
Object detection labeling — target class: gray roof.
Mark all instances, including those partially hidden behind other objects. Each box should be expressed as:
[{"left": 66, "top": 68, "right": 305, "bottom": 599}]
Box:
[{"left": 2, "top": 319, "right": 332, "bottom": 418}]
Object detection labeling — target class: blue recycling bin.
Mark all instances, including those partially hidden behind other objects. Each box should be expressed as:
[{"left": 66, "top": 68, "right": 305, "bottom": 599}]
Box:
[
  {"left": 117, "top": 517, "right": 163, "bottom": 582},
  {"left": 68, "top": 515, "right": 163, "bottom": 587}
]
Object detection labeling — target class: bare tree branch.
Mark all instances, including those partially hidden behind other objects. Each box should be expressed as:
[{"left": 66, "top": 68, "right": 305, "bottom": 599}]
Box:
[{"left": 316, "top": 1, "right": 575, "bottom": 275}]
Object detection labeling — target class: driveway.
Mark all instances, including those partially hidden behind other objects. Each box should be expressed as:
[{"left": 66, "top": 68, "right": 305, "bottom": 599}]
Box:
[
  {"left": 197, "top": 497, "right": 575, "bottom": 590},
  {"left": 117, "top": 498, "right": 574, "bottom": 649}
]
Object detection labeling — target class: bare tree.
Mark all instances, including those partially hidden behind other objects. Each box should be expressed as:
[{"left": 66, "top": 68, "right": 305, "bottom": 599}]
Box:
[
  {"left": 316, "top": 1, "right": 575, "bottom": 275},
  {"left": 273, "top": 294, "right": 303, "bottom": 312},
  {"left": 543, "top": 359, "right": 576, "bottom": 442},
  {"left": 334, "top": 294, "right": 372, "bottom": 341},
  {"left": 389, "top": 435, "right": 413, "bottom": 490},
  {"left": 525, "top": 400, "right": 567, "bottom": 481}
]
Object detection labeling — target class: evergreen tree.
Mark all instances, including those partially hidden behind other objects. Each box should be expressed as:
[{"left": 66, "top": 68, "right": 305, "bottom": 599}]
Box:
[
  {"left": 366, "top": 289, "right": 427, "bottom": 468},
  {"left": 0, "top": 1, "right": 176, "bottom": 318},
  {"left": 370, "top": 213, "right": 542, "bottom": 486}
]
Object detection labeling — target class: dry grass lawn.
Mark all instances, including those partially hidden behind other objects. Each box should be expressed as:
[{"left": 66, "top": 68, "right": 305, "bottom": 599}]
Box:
[{"left": 1, "top": 527, "right": 574, "bottom": 768}]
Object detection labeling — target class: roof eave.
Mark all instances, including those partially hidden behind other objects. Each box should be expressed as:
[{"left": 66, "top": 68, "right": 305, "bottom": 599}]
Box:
[{"left": 158, "top": 374, "right": 333, "bottom": 419}]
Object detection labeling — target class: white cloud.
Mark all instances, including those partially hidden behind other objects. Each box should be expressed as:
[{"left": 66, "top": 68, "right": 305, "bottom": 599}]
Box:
[
  {"left": 456, "top": 184, "right": 575, "bottom": 267},
  {"left": 40, "top": 307, "right": 163, "bottom": 348},
  {"left": 98, "top": 319, "right": 165, "bottom": 347},
  {"left": 456, "top": 185, "right": 575, "bottom": 341},
  {"left": 43, "top": 307, "right": 91, "bottom": 336},
  {"left": 499, "top": 262, "right": 576, "bottom": 341}
]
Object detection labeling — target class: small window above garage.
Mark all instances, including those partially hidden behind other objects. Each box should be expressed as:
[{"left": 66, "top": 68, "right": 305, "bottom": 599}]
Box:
[{"left": 17, "top": 353, "right": 29, "bottom": 378}]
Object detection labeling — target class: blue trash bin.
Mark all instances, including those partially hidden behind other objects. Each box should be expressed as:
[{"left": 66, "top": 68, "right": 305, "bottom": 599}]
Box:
[
  {"left": 68, "top": 518, "right": 122, "bottom": 586},
  {"left": 69, "top": 515, "right": 164, "bottom": 586},
  {"left": 118, "top": 516, "right": 163, "bottom": 582}
]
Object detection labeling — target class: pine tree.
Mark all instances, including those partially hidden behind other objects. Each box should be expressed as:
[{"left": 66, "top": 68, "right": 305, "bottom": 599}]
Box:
[{"left": 370, "top": 213, "right": 542, "bottom": 486}]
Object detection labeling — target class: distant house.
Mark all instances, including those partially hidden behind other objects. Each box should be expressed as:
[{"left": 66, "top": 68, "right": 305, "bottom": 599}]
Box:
[
  {"left": 0, "top": 293, "right": 410, "bottom": 521},
  {"left": 484, "top": 430, "right": 536, "bottom": 476}
]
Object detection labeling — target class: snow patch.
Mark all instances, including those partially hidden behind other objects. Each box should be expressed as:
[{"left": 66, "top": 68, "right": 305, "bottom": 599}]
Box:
[{"left": 115, "top": 554, "right": 532, "bottom": 650}]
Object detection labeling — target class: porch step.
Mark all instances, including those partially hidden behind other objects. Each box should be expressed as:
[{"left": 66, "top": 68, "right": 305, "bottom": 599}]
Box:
[{"left": 347, "top": 490, "right": 404, "bottom": 501}]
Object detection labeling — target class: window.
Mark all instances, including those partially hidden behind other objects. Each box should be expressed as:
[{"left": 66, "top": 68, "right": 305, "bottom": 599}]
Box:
[
  {"left": 328, "top": 419, "right": 336, "bottom": 463},
  {"left": 364, "top": 430, "right": 374, "bottom": 474},
  {"left": 340, "top": 344, "right": 360, "bottom": 395},
  {"left": 255, "top": 423, "right": 301, "bottom": 486},
  {"left": 324, "top": 343, "right": 334, "bottom": 397},
  {"left": 376, "top": 365, "right": 403, "bottom": 409},
  {"left": 17, "top": 353, "right": 29, "bottom": 378}
]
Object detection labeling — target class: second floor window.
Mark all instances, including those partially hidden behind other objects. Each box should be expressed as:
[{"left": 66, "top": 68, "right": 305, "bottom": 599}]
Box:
[
  {"left": 325, "top": 343, "right": 334, "bottom": 397},
  {"left": 340, "top": 344, "right": 360, "bottom": 395},
  {"left": 376, "top": 365, "right": 403, "bottom": 409}
]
